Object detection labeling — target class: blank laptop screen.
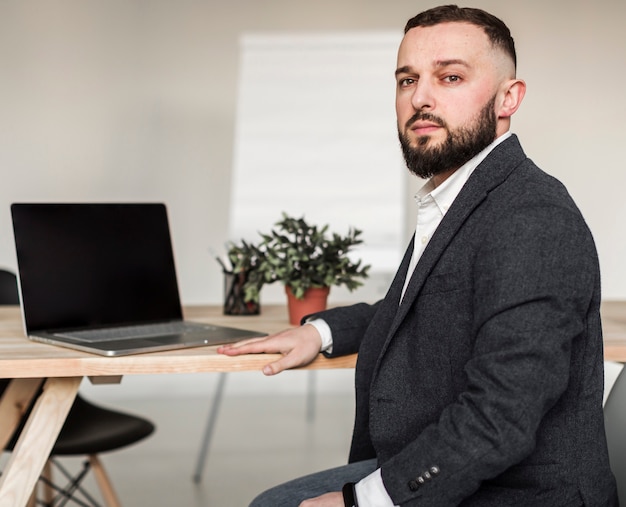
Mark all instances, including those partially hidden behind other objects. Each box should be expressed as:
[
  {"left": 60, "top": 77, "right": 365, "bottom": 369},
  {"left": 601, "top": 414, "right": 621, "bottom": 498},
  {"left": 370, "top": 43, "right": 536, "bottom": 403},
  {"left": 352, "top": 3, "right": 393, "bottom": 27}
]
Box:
[{"left": 12, "top": 203, "right": 184, "bottom": 333}]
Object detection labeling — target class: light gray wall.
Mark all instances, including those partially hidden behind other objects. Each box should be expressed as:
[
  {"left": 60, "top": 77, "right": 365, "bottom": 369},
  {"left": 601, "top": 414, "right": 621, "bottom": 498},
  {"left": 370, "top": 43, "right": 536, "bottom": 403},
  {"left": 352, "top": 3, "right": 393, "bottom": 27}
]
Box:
[{"left": 1, "top": 0, "right": 625, "bottom": 308}]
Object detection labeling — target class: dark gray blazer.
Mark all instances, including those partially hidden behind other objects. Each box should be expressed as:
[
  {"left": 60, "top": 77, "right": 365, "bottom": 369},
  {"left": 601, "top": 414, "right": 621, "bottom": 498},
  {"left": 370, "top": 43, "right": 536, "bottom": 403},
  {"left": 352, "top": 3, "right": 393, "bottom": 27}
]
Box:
[{"left": 316, "top": 136, "right": 618, "bottom": 506}]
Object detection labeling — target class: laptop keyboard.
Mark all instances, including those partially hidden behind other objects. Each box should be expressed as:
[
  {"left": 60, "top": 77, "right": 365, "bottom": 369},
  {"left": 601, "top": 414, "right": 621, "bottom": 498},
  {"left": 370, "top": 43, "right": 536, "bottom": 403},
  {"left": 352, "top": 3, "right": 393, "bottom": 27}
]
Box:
[{"left": 55, "top": 321, "right": 217, "bottom": 343}]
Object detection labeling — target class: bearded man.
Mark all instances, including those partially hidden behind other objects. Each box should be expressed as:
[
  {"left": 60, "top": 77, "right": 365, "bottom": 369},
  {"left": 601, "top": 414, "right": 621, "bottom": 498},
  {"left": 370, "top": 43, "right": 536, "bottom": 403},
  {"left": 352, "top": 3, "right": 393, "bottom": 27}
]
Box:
[{"left": 220, "top": 5, "right": 618, "bottom": 506}]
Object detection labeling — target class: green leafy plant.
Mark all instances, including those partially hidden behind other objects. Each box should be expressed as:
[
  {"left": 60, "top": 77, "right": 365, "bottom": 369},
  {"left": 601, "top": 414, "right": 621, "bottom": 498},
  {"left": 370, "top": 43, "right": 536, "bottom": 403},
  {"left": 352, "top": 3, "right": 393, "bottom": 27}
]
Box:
[
  {"left": 225, "top": 239, "right": 264, "bottom": 274},
  {"left": 236, "top": 213, "right": 370, "bottom": 302}
]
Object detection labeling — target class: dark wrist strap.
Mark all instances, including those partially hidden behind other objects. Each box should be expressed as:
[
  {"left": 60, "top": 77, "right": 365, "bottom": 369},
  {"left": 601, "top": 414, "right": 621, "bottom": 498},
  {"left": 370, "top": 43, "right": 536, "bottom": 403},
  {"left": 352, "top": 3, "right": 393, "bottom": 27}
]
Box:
[{"left": 342, "top": 482, "right": 359, "bottom": 507}]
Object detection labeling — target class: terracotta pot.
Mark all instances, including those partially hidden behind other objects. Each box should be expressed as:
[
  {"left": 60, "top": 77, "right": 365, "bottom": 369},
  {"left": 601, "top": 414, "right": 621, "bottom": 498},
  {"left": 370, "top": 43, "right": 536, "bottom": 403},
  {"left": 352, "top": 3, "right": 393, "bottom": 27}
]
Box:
[{"left": 285, "top": 286, "right": 330, "bottom": 325}]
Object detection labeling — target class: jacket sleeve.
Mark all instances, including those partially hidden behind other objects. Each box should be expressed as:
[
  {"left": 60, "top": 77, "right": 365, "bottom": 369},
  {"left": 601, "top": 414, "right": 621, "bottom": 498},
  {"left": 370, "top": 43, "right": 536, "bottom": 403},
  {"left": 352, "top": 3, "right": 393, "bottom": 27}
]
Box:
[{"left": 306, "top": 301, "right": 382, "bottom": 357}]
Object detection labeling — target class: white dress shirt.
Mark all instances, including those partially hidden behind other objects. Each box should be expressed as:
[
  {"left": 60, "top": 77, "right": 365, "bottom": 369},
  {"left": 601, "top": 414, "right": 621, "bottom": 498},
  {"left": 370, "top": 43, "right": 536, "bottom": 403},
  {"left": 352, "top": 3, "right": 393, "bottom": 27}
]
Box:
[{"left": 307, "top": 132, "right": 511, "bottom": 506}]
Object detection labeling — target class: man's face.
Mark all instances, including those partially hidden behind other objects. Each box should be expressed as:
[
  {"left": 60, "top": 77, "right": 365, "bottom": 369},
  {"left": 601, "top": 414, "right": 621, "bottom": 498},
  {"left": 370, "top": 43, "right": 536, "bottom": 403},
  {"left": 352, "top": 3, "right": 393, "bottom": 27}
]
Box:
[{"left": 395, "top": 22, "right": 510, "bottom": 180}]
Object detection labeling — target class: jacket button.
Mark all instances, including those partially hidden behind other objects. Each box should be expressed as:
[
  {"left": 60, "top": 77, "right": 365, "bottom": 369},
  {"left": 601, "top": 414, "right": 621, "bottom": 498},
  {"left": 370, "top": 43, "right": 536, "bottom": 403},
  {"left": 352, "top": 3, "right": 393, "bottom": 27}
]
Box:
[
  {"left": 408, "top": 480, "right": 420, "bottom": 491},
  {"left": 430, "top": 466, "right": 440, "bottom": 476},
  {"left": 423, "top": 471, "right": 432, "bottom": 480},
  {"left": 417, "top": 476, "right": 426, "bottom": 485}
]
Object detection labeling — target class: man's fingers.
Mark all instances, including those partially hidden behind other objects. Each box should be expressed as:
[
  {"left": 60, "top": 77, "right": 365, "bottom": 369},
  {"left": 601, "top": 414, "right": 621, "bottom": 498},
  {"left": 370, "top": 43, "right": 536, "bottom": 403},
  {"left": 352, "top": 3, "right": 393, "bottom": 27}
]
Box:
[
  {"left": 262, "top": 360, "right": 283, "bottom": 376},
  {"left": 218, "top": 325, "right": 323, "bottom": 375},
  {"left": 217, "top": 336, "right": 274, "bottom": 355},
  {"left": 262, "top": 340, "right": 323, "bottom": 375},
  {"left": 262, "top": 353, "right": 303, "bottom": 376}
]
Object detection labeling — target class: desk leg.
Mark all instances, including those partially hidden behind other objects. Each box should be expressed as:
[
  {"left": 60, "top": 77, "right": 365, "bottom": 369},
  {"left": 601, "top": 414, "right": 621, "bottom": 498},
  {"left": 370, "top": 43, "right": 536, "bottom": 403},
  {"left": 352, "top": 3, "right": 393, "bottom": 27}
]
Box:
[
  {"left": 193, "top": 371, "right": 227, "bottom": 483},
  {"left": 0, "top": 377, "right": 81, "bottom": 507},
  {"left": 0, "top": 378, "right": 44, "bottom": 450}
]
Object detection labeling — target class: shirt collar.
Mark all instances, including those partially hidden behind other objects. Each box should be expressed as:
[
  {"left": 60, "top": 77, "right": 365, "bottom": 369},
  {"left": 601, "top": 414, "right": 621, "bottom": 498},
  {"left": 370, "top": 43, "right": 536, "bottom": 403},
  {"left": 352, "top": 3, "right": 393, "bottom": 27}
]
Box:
[{"left": 415, "top": 131, "right": 512, "bottom": 215}]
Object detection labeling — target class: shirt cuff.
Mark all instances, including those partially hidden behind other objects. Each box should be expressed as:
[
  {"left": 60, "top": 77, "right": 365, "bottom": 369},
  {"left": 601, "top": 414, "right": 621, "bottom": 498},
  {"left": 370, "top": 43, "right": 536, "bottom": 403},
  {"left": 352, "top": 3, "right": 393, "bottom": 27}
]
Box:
[
  {"left": 304, "top": 318, "right": 333, "bottom": 353},
  {"left": 355, "top": 468, "right": 396, "bottom": 507}
]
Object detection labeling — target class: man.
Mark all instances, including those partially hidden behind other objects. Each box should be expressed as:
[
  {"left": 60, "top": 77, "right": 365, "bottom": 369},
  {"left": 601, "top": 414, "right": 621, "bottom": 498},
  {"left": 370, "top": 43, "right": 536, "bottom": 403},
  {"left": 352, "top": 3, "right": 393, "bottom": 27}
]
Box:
[{"left": 219, "top": 5, "right": 618, "bottom": 506}]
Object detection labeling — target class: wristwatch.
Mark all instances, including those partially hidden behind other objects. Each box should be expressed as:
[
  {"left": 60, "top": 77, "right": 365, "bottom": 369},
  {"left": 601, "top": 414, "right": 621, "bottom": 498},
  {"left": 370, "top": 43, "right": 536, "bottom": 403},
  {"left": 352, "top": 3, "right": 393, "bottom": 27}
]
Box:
[{"left": 342, "top": 482, "right": 359, "bottom": 507}]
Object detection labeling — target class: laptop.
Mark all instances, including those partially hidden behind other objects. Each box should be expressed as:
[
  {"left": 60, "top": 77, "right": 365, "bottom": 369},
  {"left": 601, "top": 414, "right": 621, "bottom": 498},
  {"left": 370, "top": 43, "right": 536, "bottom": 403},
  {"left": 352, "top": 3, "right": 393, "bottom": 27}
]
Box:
[{"left": 11, "top": 202, "right": 265, "bottom": 356}]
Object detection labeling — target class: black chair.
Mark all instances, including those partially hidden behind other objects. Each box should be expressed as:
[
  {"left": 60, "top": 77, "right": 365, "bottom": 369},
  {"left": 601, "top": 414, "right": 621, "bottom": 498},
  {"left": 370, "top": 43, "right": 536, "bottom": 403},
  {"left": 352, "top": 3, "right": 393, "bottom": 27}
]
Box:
[
  {"left": 0, "top": 268, "right": 155, "bottom": 506},
  {"left": 0, "top": 268, "right": 19, "bottom": 304},
  {"left": 604, "top": 364, "right": 626, "bottom": 504}
]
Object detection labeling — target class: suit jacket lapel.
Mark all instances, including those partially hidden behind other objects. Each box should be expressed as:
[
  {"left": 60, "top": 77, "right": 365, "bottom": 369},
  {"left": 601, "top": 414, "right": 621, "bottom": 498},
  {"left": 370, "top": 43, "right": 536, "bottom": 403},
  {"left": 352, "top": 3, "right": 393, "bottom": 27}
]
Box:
[{"left": 385, "top": 135, "right": 528, "bottom": 341}]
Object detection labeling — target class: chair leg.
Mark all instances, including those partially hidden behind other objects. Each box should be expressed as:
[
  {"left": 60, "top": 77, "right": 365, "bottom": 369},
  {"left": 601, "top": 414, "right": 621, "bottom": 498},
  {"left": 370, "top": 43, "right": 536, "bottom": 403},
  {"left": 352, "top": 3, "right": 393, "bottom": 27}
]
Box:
[
  {"left": 41, "top": 459, "right": 55, "bottom": 505},
  {"left": 39, "top": 458, "right": 101, "bottom": 507},
  {"left": 88, "top": 455, "right": 121, "bottom": 507},
  {"left": 26, "top": 489, "right": 36, "bottom": 507},
  {"left": 27, "top": 459, "right": 53, "bottom": 506}
]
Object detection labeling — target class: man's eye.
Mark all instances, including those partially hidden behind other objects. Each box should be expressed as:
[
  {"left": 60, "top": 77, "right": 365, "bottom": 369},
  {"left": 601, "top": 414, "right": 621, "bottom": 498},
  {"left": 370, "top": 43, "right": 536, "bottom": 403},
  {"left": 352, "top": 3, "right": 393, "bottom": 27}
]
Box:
[
  {"left": 399, "top": 78, "right": 415, "bottom": 87},
  {"left": 444, "top": 75, "right": 461, "bottom": 83}
]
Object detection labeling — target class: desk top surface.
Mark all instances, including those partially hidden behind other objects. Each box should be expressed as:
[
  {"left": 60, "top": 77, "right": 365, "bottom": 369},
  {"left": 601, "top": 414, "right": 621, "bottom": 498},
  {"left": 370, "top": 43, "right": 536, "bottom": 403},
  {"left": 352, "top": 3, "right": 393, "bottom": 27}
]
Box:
[
  {"left": 2, "top": 301, "right": 626, "bottom": 379},
  {"left": 0, "top": 305, "right": 356, "bottom": 378}
]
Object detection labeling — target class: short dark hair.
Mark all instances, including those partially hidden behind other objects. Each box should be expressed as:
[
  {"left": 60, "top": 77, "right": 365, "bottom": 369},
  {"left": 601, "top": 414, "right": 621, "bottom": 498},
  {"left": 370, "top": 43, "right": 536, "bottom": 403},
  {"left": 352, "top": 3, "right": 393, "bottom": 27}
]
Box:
[{"left": 404, "top": 5, "right": 517, "bottom": 69}]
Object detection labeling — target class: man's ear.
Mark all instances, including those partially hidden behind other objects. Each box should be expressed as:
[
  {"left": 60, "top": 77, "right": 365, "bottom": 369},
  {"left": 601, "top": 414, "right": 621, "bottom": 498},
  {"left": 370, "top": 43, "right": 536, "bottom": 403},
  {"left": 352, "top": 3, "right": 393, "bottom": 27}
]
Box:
[{"left": 498, "top": 79, "right": 526, "bottom": 118}]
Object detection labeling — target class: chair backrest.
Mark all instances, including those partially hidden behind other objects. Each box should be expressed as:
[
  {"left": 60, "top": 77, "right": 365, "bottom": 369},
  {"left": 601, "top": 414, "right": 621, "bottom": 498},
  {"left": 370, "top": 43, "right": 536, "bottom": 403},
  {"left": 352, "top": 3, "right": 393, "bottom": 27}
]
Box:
[
  {"left": 0, "top": 269, "right": 20, "bottom": 399},
  {"left": 604, "top": 366, "right": 626, "bottom": 503},
  {"left": 0, "top": 269, "right": 20, "bottom": 305}
]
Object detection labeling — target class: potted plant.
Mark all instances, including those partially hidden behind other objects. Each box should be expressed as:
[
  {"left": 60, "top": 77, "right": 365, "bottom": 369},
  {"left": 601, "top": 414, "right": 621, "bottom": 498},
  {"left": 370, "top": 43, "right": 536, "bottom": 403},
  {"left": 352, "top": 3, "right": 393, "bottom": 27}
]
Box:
[{"left": 241, "top": 213, "right": 370, "bottom": 324}]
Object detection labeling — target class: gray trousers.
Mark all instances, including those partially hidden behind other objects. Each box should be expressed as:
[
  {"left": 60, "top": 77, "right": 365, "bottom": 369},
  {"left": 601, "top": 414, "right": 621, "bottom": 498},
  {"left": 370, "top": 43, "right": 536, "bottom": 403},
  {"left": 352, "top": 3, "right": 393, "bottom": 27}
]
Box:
[{"left": 249, "top": 459, "right": 378, "bottom": 507}]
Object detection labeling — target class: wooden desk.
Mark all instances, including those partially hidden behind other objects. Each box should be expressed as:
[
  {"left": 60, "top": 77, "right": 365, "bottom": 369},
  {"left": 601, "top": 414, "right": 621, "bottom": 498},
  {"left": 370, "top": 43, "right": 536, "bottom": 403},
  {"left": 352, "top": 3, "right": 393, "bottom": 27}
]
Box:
[{"left": 0, "top": 305, "right": 356, "bottom": 507}]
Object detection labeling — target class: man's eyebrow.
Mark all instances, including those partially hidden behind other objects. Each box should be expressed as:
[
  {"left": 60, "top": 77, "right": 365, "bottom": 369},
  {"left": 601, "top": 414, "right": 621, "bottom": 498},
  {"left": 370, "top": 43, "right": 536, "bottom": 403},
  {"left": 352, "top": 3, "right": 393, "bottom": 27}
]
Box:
[
  {"left": 395, "top": 66, "right": 412, "bottom": 77},
  {"left": 435, "top": 59, "right": 470, "bottom": 68},
  {"left": 395, "top": 59, "right": 470, "bottom": 77}
]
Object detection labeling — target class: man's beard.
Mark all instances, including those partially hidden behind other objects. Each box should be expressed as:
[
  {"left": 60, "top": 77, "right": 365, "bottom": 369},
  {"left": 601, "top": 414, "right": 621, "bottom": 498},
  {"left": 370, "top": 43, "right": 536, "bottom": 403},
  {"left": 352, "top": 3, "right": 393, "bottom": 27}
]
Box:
[{"left": 398, "top": 95, "right": 498, "bottom": 179}]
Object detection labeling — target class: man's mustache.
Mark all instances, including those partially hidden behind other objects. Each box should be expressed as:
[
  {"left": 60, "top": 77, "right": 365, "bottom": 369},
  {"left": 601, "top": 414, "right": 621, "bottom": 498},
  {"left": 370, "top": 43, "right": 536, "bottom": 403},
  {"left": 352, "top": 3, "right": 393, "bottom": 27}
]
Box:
[{"left": 405, "top": 111, "right": 447, "bottom": 130}]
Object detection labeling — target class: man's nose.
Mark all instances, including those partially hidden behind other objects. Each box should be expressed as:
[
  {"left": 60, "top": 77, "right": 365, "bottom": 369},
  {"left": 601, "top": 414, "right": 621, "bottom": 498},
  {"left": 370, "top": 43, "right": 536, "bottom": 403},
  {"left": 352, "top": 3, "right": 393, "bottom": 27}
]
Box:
[{"left": 411, "top": 80, "right": 434, "bottom": 111}]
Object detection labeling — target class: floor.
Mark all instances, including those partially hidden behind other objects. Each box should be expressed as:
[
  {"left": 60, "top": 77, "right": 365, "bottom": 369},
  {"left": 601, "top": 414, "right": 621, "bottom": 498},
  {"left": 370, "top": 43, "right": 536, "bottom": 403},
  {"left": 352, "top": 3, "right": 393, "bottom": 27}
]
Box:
[{"left": 23, "top": 389, "right": 355, "bottom": 507}]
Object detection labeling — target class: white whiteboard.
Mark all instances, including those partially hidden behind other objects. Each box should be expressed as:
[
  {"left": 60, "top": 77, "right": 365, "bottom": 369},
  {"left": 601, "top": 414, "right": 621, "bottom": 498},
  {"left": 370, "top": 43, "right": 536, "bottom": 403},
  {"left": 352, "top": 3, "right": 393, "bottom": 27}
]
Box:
[{"left": 229, "top": 32, "right": 406, "bottom": 271}]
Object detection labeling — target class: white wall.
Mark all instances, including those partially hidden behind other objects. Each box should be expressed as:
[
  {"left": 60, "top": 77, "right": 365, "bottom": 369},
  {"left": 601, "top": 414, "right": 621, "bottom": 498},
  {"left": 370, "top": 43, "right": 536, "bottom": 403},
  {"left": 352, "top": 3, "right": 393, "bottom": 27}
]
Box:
[
  {"left": 1, "top": 1, "right": 625, "bottom": 399},
  {"left": 1, "top": 0, "right": 625, "bottom": 306}
]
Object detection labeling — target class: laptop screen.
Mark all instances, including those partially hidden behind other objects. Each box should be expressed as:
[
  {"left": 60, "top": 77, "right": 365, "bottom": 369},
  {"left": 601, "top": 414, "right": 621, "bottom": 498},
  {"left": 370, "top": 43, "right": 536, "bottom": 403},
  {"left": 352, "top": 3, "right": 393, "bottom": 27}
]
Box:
[{"left": 12, "top": 203, "right": 184, "bottom": 333}]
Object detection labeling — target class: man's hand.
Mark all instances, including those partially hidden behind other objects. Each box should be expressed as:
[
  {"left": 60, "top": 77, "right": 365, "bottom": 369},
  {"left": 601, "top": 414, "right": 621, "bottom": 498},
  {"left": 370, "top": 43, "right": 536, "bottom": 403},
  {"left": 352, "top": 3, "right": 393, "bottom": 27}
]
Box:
[
  {"left": 217, "top": 324, "right": 323, "bottom": 375},
  {"left": 299, "top": 492, "right": 344, "bottom": 506}
]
